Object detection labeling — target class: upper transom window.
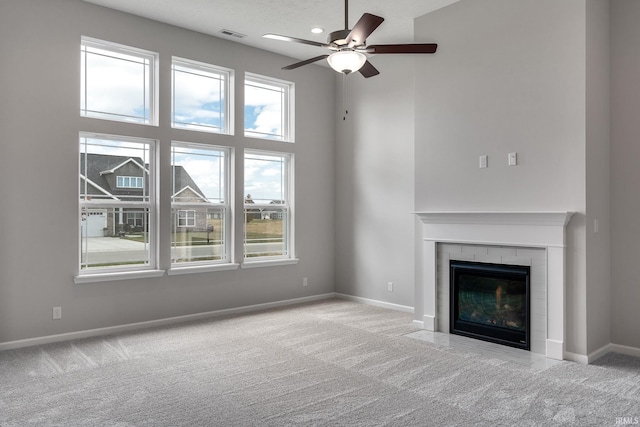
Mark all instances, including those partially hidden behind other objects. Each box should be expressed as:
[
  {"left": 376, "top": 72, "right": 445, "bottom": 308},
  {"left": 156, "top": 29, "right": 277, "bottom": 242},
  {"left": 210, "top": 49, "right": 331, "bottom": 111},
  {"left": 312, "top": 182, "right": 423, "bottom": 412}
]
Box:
[
  {"left": 81, "top": 37, "right": 157, "bottom": 125},
  {"left": 244, "top": 73, "right": 294, "bottom": 142},
  {"left": 172, "top": 57, "right": 233, "bottom": 134}
]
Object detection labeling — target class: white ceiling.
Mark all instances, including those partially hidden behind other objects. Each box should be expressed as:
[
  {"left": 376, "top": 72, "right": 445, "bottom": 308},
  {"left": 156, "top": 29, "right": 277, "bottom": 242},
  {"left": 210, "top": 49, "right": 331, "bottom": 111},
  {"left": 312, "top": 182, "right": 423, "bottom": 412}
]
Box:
[{"left": 82, "top": 0, "right": 459, "bottom": 65}]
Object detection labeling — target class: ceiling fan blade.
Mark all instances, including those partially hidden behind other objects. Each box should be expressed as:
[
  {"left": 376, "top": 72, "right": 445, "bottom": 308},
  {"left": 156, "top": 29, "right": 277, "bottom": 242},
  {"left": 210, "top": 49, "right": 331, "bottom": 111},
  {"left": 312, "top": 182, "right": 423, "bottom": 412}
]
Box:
[
  {"left": 366, "top": 44, "right": 438, "bottom": 54},
  {"left": 282, "top": 55, "right": 330, "bottom": 70},
  {"left": 345, "top": 13, "right": 384, "bottom": 47},
  {"left": 263, "top": 33, "right": 329, "bottom": 48},
  {"left": 358, "top": 60, "right": 380, "bottom": 78}
]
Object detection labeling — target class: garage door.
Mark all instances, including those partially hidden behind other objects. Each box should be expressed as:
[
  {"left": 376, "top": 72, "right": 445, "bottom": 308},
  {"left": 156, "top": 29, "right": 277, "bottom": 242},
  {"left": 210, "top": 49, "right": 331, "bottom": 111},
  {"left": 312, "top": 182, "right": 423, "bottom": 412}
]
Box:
[{"left": 81, "top": 210, "right": 107, "bottom": 237}]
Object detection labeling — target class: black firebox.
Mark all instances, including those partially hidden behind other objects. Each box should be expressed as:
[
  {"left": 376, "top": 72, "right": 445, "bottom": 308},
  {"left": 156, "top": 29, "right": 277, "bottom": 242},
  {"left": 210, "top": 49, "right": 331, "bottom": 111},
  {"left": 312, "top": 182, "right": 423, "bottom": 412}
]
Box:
[{"left": 450, "top": 260, "right": 530, "bottom": 350}]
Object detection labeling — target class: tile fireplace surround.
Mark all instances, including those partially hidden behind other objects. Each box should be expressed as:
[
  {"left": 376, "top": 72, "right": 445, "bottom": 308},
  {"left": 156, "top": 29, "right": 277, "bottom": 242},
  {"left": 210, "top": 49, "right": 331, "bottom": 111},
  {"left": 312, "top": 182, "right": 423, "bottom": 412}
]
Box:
[{"left": 414, "top": 211, "right": 574, "bottom": 360}]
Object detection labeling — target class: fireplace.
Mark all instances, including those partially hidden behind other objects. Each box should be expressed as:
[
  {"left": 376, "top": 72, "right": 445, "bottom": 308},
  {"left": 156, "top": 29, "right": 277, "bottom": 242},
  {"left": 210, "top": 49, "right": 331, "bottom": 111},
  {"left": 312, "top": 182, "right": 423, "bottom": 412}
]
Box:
[
  {"left": 450, "top": 260, "right": 530, "bottom": 350},
  {"left": 414, "top": 211, "right": 574, "bottom": 360}
]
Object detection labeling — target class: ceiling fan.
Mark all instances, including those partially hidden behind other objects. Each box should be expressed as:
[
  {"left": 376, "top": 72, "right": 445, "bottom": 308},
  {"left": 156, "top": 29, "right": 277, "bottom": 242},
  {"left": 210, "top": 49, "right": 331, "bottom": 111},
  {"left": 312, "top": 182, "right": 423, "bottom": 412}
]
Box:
[{"left": 263, "top": 0, "right": 438, "bottom": 78}]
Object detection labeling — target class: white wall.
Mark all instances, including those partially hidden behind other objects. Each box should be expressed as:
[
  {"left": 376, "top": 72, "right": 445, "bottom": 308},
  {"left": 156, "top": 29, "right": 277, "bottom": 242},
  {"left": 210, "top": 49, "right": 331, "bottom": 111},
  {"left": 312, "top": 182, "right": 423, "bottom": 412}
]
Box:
[
  {"left": 414, "top": 0, "right": 589, "bottom": 355},
  {"left": 611, "top": 0, "right": 640, "bottom": 350},
  {"left": 334, "top": 56, "right": 416, "bottom": 308},
  {"left": 0, "top": 0, "right": 335, "bottom": 344}
]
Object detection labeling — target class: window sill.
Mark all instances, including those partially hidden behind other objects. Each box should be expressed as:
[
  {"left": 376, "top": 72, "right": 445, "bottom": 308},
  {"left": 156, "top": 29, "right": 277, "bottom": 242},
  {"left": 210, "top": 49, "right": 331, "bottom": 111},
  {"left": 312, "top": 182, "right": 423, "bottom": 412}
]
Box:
[
  {"left": 167, "top": 263, "right": 239, "bottom": 276},
  {"left": 74, "top": 269, "right": 165, "bottom": 284},
  {"left": 241, "top": 258, "right": 299, "bottom": 269}
]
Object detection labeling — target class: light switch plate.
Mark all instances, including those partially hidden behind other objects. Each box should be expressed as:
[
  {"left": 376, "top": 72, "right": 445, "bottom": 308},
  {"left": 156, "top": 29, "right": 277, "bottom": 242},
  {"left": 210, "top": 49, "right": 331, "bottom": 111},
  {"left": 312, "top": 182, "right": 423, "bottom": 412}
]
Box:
[{"left": 479, "top": 155, "right": 488, "bottom": 168}]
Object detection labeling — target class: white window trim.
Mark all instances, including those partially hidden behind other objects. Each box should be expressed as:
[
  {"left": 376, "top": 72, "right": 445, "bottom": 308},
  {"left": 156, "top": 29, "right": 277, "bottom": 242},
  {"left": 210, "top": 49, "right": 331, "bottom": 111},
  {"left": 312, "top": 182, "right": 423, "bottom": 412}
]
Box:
[
  {"left": 81, "top": 36, "right": 159, "bottom": 126},
  {"left": 170, "top": 141, "right": 234, "bottom": 269},
  {"left": 244, "top": 72, "right": 295, "bottom": 142},
  {"left": 74, "top": 269, "right": 165, "bottom": 284},
  {"left": 167, "top": 263, "right": 240, "bottom": 276},
  {"left": 241, "top": 258, "right": 299, "bottom": 269},
  {"left": 171, "top": 57, "right": 234, "bottom": 135},
  {"left": 243, "top": 149, "right": 294, "bottom": 263},
  {"left": 78, "top": 132, "right": 159, "bottom": 276}
]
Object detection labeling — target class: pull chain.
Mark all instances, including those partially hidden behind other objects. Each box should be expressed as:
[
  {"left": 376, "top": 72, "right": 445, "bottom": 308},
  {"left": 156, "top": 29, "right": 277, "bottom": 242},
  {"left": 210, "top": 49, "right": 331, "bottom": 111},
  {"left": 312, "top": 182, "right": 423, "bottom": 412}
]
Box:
[{"left": 342, "top": 73, "right": 348, "bottom": 120}]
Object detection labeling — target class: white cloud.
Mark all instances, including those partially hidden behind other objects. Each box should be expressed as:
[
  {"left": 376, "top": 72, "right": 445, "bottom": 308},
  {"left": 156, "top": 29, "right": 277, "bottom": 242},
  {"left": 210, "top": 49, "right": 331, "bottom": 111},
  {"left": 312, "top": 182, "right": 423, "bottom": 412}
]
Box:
[
  {"left": 244, "top": 155, "right": 284, "bottom": 202},
  {"left": 83, "top": 138, "right": 150, "bottom": 163},
  {"left": 176, "top": 157, "right": 223, "bottom": 200},
  {"left": 244, "top": 84, "right": 283, "bottom": 137},
  {"left": 173, "top": 69, "right": 223, "bottom": 125},
  {"left": 84, "top": 54, "right": 149, "bottom": 118}
]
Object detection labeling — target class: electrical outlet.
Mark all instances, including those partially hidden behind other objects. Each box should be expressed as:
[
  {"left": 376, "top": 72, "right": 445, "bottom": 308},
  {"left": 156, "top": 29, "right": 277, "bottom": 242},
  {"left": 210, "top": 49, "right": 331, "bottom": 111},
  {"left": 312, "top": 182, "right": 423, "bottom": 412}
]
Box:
[
  {"left": 303, "top": 277, "right": 308, "bottom": 287},
  {"left": 387, "top": 282, "right": 393, "bottom": 292},
  {"left": 53, "top": 306, "right": 62, "bottom": 320}
]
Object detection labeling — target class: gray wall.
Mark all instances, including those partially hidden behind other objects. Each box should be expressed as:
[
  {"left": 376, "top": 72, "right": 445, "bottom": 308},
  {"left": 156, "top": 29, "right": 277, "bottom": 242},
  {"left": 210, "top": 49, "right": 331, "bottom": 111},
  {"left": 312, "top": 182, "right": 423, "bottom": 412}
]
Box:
[
  {"left": 611, "top": 0, "right": 640, "bottom": 350},
  {"left": 413, "top": 0, "right": 590, "bottom": 355},
  {"left": 2, "top": 0, "right": 638, "bottom": 357},
  {"left": 585, "top": 0, "right": 611, "bottom": 355},
  {"left": 0, "top": 0, "right": 335, "bottom": 343},
  {"left": 334, "top": 56, "right": 416, "bottom": 308}
]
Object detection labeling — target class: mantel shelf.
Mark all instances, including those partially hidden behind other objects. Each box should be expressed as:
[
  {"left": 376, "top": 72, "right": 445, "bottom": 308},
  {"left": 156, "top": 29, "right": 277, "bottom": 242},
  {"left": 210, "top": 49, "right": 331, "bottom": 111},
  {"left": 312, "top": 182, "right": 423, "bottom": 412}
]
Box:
[{"left": 413, "top": 211, "right": 574, "bottom": 227}]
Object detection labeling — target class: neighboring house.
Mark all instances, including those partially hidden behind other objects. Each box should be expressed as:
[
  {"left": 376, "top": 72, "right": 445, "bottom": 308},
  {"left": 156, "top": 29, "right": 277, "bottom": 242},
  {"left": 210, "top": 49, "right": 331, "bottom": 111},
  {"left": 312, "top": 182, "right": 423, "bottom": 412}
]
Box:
[
  {"left": 244, "top": 195, "right": 284, "bottom": 221},
  {"left": 80, "top": 154, "right": 207, "bottom": 236},
  {"left": 261, "top": 200, "right": 285, "bottom": 220}
]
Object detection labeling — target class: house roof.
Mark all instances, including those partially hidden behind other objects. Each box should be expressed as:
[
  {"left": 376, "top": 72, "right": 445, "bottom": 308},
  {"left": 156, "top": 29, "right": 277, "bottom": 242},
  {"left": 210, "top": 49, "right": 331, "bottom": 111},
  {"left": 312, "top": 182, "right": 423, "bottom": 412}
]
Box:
[
  {"left": 172, "top": 165, "right": 207, "bottom": 200},
  {"left": 81, "top": 153, "right": 206, "bottom": 201}
]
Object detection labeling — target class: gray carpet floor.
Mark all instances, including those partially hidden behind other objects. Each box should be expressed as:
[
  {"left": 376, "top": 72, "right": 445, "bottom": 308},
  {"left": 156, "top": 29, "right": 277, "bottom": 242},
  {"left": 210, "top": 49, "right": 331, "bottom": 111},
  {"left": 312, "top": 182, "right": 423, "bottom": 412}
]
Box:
[{"left": 1, "top": 299, "right": 639, "bottom": 426}]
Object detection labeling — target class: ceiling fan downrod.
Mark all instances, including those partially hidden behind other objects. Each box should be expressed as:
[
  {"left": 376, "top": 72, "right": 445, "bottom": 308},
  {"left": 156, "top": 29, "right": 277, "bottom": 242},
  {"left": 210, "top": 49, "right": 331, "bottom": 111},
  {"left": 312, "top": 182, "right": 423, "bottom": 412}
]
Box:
[{"left": 344, "top": 0, "right": 349, "bottom": 30}]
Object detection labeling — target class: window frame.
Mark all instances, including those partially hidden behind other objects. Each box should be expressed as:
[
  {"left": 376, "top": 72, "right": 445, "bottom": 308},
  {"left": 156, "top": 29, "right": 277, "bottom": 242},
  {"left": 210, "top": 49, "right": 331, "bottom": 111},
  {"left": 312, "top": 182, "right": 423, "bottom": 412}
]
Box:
[
  {"left": 78, "top": 132, "right": 158, "bottom": 275},
  {"left": 243, "top": 149, "right": 294, "bottom": 262},
  {"left": 81, "top": 36, "right": 158, "bottom": 126},
  {"left": 244, "top": 73, "right": 294, "bottom": 142},
  {"left": 177, "top": 210, "right": 196, "bottom": 228},
  {"left": 170, "top": 141, "right": 233, "bottom": 269},
  {"left": 117, "top": 176, "right": 144, "bottom": 188},
  {"left": 171, "top": 57, "right": 234, "bottom": 135}
]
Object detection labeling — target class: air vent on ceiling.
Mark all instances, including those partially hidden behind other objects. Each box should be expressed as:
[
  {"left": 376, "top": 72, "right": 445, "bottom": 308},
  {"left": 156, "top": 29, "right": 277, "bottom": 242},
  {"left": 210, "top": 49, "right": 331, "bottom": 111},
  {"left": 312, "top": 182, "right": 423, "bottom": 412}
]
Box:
[{"left": 219, "top": 29, "right": 246, "bottom": 39}]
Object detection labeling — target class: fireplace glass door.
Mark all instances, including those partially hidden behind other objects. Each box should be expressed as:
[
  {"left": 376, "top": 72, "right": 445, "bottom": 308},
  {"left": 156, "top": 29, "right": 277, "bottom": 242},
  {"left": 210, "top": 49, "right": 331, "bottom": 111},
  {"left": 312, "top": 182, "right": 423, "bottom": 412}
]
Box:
[{"left": 450, "top": 261, "right": 530, "bottom": 350}]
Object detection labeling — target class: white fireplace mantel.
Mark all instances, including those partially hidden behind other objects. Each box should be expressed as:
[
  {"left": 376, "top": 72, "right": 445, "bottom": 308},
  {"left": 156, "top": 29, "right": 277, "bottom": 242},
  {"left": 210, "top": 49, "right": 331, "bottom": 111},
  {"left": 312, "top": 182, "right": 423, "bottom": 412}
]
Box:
[{"left": 414, "top": 211, "right": 574, "bottom": 360}]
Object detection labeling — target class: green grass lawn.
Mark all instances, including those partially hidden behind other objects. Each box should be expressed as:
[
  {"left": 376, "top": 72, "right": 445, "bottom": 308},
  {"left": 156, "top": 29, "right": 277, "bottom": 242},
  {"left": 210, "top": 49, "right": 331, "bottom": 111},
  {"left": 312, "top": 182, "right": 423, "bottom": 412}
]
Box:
[{"left": 121, "top": 219, "right": 285, "bottom": 245}]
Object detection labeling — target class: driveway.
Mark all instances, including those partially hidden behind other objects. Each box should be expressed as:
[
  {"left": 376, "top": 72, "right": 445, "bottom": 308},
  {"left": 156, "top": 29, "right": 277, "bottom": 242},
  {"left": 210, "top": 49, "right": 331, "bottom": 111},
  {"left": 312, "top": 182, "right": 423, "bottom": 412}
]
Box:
[{"left": 82, "top": 236, "right": 147, "bottom": 251}]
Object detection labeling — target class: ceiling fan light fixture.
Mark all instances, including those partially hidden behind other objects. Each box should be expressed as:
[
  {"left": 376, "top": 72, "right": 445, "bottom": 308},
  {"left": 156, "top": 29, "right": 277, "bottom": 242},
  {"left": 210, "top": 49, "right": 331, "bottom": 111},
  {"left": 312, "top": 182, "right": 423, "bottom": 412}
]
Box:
[{"left": 327, "top": 50, "right": 366, "bottom": 74}]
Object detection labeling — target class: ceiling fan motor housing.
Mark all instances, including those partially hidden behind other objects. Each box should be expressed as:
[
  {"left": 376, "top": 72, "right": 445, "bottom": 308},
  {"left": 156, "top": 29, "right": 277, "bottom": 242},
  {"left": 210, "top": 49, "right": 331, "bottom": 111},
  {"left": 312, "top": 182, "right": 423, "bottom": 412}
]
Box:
[{"left": 328, "top": 29, "right": 352, "bottom": 47}]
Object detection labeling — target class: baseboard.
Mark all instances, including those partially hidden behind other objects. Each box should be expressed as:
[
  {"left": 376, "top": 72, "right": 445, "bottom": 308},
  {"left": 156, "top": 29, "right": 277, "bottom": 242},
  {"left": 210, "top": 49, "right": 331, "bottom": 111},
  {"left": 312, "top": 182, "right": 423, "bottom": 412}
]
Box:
[
  {"left": 608, "top": 343, "right": 640, "bottom": 359},
  {"left": 587, "top": 343, "right": 615, "bottom": 363},
  {"left": 334, "top": 293, "right": 414, "bottom": 314},
  {"left": 565, "top": 342, "right": 640, "bottom": 364},
  {"left": 0, "top": 293, "right": 336, "bottom": 352},
  {"left": 412, "top": 320, "right": 424, "bottom": 329},
  {"left": 564, "top": 351, "right": 589, "bottom": 364}
]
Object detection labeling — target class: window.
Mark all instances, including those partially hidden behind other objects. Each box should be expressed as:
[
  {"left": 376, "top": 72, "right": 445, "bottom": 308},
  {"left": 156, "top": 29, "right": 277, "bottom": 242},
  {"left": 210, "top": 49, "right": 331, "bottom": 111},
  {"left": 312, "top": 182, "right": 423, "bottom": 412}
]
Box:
[
  {"left": 177, "top": 210, "right": 196, "bottom": 227},
  {"left": 244, "top": 73, "right": 294, "bottom": 141},
  {"left": 81, "top": 37, "right": 157, "bottom": 125},
  {"left": 171, "top": 142, "right": 231, "bottom": 266},
  {"left": 244, "top": 150, "right": 293, "bottom": 260},
  {"left": 79, "top": 133, "right": 156, "bottom": 272},
  {"left": 172, "top": 58, "right": 232, "bottom": 134},
  {"left": 117, "top": 176, "right": 143, "bottom": 188}
]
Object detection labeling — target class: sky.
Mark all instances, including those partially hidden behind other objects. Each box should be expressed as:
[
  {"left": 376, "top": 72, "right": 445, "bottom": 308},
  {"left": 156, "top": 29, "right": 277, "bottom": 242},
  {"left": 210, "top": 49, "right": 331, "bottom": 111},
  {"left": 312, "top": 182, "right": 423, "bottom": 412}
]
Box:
[{"left": 82, "top": 42, "right": 290, "bottom": 205}]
